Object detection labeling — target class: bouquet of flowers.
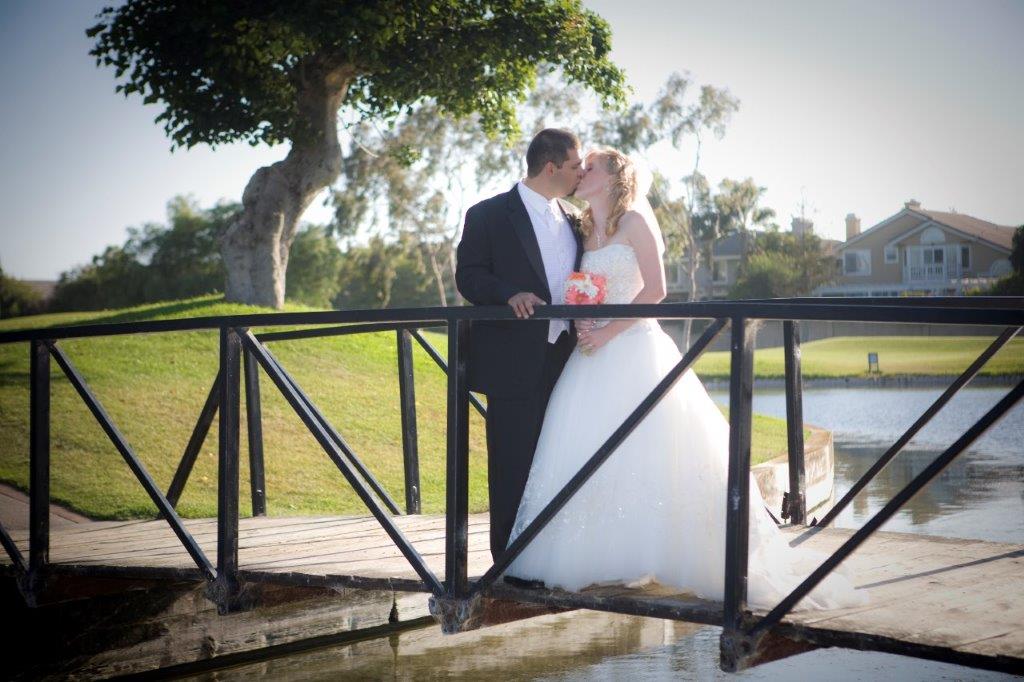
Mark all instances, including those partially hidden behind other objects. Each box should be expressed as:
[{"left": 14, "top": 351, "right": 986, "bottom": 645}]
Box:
[{"left": 564, "top": 271, "right": 607, "bottom": 305}]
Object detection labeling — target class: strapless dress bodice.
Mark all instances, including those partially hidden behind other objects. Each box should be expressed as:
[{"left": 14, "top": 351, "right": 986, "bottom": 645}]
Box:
[{"left": 580, "top": 243, "right": 644, "bottom": 305}]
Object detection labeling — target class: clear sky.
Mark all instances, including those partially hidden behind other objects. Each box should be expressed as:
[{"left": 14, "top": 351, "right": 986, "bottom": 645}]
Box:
[{"left": 1, "top": 0, "right": 1021, "bottom": 280}]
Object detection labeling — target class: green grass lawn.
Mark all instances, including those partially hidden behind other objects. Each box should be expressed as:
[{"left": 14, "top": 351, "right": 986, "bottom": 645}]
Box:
[
  {"left": 0, "top": 296, "right": 796, "bottom": 520},
  {"left": 691, "top": 335, "right": 1024, "bottom": 380},
  {"left": 0, "top": 296, "right": 488, "bottom": 519}
]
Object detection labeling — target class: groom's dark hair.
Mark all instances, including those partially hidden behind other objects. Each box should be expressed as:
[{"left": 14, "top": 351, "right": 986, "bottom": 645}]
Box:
[{"left": 526, "top": 128, "right": 580, "bottom": 177}]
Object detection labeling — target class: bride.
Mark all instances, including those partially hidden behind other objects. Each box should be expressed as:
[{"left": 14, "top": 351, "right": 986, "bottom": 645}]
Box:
[{"left": 504, "top": 148, "right": 865, "bottom": 610}]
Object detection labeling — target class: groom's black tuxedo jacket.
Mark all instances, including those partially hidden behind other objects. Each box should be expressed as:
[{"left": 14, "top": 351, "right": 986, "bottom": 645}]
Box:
[{"left": 455, "top": 184, "right": 584, "bottom": 399}]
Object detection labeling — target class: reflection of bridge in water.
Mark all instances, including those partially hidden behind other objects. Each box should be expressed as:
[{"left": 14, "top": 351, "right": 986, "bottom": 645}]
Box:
[
  {"left": 1, "top": 298, "right": 1021, "bottom": 676},
  {"left": 842, "top": 442, "right": 1007, "bottom": 528}
]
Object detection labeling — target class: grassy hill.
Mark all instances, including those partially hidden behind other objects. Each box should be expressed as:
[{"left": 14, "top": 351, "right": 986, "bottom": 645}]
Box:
[
  {"left": 691, "top": 335, "right": 1024, "bottom": 379},
  {"left": 0, "top": 296, "right": 798, "bottom": 520}
]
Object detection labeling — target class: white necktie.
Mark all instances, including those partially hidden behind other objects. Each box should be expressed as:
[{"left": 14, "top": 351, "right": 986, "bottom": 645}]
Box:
[{"left": 545, "top": 204, "right": 560, "bottom": 236}]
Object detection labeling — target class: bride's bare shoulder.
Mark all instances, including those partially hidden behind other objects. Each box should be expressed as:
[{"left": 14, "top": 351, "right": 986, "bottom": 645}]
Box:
[
  {"left": 618, "top": 210, "right": 648, "bottom": 231},
  {"left": 618, "top": 210, "right": 656, "bottom": 239}
]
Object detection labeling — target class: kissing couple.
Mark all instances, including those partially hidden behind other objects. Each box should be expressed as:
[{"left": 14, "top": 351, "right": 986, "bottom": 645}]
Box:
[{"left": 455, "top": 129, "right": 864, "bottom": 609}]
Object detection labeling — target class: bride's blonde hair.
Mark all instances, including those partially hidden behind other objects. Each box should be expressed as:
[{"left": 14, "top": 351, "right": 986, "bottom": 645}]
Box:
[{"left": 581, "top": 148, "right": 638, "bottom": 240}]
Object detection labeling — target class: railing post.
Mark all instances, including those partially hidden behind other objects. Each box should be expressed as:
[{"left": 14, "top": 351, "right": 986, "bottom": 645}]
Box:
[
  {"left": 397, "top": 329, "right": 421, "bottom": 514},
  {"left": 244, "top": 348, "right": 267, "bottom": 516},
  {"left": 444, "top": 320, "right": 470, "bottom": 597},
  {"left": 721, "top": 316, "right": 757, "bottom": 671},
  {"left": 782, "top": 321, "right": 806, "bottom": 525},
  {"left": 28, "top": 339, "right": 50, "bottom": 602},
  {"left": 214, "top": 326, "right": 242, "bottom": 612}
]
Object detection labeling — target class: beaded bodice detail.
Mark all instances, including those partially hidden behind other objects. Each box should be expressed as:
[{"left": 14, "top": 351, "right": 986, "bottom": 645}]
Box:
[{"left": 580, "top": 243, "right": 643, "bottom": 305}]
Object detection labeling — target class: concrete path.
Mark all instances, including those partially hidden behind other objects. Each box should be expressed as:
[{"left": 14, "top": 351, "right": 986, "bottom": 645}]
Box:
[{"left": 0, "top": 483, "right": 89, "bottom": 531}]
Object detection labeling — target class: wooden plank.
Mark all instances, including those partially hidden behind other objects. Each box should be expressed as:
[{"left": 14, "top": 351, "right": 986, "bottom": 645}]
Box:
[
  {"left": 38, "top": 516, "right": 435, "bottom": 565},
  {"left": 242, "top": 531, "right": 489, "bottom": 573},
  {"left": 55, "top": 518, "right": 386, "bottom": 564},
  {"left": 235, "top": 520, "right": 487, "bottom": 565}
]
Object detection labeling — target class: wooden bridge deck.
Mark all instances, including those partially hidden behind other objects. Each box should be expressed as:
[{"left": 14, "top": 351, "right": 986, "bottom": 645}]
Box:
[{"left": 4, "top": 513, "right": 1022, "bottom": 672}]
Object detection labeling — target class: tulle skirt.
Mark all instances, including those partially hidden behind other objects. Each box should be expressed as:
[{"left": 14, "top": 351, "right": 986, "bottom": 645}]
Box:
[{"left": 506, "top": 320, "right": 865, "bottom": 611}]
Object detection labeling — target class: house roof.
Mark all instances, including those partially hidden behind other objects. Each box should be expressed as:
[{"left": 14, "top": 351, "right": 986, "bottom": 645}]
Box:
[
  {"left": 843, "top": 206, "right": 1017, "bottom": 253},
  {"left": 711, "top": 232, "right": 747, "bottom": 257},
  {"left": 910, "top": 209, "right": 1016, "bottom": 251}
]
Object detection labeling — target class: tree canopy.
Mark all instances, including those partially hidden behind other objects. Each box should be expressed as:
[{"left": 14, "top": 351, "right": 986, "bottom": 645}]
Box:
[
  {"left": 729, "top": 230, "right": 836, "bottom": 299},
  {"left": 87, "top": 1, "right": 626, "bottom": 149},
  {"left": 88, "top": 1, "right": 626, "bottom": 307}
]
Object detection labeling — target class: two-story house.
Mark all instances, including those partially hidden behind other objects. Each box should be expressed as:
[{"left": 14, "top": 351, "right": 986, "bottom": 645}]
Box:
[{"left": 817, "top": 201, "right": 1016, "bottom": 297}]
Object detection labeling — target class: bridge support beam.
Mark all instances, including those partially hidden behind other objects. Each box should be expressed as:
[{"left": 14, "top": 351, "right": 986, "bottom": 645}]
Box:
[
  {"left": 429, "top": 593, "right": 482, "bottom": 633},
  {"left": 721, "top": 624, "right": 818, "bottom": 672},
  {"left": 428, "top": 593, "right": 567, "bottom": 634}
]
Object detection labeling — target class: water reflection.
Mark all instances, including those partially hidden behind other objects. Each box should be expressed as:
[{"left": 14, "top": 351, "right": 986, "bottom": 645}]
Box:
[
  {"left": 179, "top": 611, "right": 703, "bottom": 681},
  {"left": 709, "top": 384, "right": 1024, "bottom": 459},
  {"left": 180, "top": 610, "right": 1017, "bottom": 681},
  {"left": 832, "top": 440, "right": 1024, "bottom": 542}
]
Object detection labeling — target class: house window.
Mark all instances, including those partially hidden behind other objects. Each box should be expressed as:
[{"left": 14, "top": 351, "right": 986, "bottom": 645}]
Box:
[
  {"left": 960, "top": 245, "right": 970, "bottom": 269},
  {"left": 712, "top": 259, "right": 727, "bottom": 283},
  {"left": 665, "top": 262, "right": 680, "bottom": 285},
  {"left": 843, "top": 249, "right": 871, "bottom": 276},
  {"left": 884, "top": 245, "right": 898, "bottom": 264},
  {"left": 920, "top": 226, "right": 946, "bottom": 244}
]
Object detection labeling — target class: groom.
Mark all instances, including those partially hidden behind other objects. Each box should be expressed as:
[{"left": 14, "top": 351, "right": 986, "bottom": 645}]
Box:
[{"left": 455, "top": 128, "right": 585, "bottom": 561}]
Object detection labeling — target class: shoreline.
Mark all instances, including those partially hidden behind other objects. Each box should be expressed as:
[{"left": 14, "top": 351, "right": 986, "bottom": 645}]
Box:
[{"left": 700, "top": 373, "right": 1022, "bottom": 390}]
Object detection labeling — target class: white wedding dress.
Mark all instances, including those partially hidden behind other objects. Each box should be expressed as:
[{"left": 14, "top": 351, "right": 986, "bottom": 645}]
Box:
[{"left": 506, "top": 243, "right": 865, "bottom": 611}]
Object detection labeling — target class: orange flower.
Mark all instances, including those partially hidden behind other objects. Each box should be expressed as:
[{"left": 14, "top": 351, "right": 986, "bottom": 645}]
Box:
[{"left": 564, "top": 271, "right": 607, "bottom": 305}]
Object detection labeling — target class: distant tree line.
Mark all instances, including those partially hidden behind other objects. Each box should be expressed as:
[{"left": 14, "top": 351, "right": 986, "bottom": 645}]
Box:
[
  {"left": 39, "top": 195, "right": 451, "bottom": 314},
  {"left": 0, "top": 266, "right": 46, "bottom": 319},
  {"left": 50, "top": 197, "right": 229, "bottom": 311}
]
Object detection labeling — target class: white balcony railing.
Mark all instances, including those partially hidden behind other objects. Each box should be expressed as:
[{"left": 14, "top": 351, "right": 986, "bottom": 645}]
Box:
[{"left": 904, "top": 264, "right": 963, "bottom": 282}]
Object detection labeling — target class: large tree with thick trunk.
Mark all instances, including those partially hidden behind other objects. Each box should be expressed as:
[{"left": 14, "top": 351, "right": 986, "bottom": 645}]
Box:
[{"left": 88, "top": 1, "right": 625, "bottom": 308}]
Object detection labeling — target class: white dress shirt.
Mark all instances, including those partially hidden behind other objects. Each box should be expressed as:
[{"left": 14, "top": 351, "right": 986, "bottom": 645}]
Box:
[{"left": 517, "top": 181, "right": 577, "bottom": 343}]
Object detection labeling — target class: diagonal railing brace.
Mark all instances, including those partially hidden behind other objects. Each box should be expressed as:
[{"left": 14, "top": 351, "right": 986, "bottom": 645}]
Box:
[
  {"left": 240, "top": 331, "right": 444, "bottom": 595},
  {"left": 410, "top": 329, "right": 487, "bottom": 418},
  {"left": 260, "top": 349, "right": 403, "bottom": 516},
  {"left": 0, "top": 520, "right": 26, "bottom": 574},
  {"left": 48, "top": 342, "right": 216, "bottom": 582},
  {"left": 166, "top": 371, "right": 221, "bottom": 509}
]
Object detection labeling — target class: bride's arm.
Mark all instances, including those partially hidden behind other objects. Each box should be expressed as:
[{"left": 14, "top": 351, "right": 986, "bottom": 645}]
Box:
[
  {"left": 578, "top": 212, "right": 666, "bottom": 351},
  {"left": 624, "top": 212, "right": 668, "bottom": 305}
]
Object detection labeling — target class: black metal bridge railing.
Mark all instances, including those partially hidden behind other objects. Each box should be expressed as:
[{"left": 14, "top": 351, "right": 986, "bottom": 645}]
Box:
[{"left": 0, "top": 297, "right": 1021, "bottom": 670}]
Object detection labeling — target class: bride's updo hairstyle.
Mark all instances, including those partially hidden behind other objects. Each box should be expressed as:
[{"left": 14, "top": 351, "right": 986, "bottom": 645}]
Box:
[{"left": 581, "top": 148, "right": 638, "bottom": 241}]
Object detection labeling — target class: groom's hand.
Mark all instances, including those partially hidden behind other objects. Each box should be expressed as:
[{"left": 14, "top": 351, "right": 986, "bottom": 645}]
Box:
[{"left": 508, "top": 292, "right": 545, "bottom": 319}]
